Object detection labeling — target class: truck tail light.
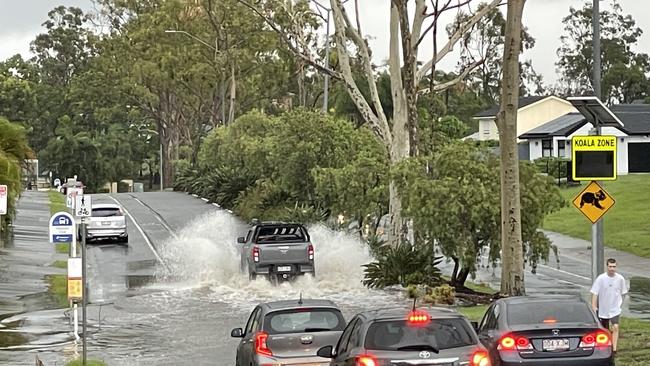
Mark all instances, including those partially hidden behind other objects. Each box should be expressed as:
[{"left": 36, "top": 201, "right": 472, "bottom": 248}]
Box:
[
  {"left": 253, "top": 246, "right": 260, "bottom": 263},
  {"left": 308, "top": 244, "right": 314, "bottom": 260}
]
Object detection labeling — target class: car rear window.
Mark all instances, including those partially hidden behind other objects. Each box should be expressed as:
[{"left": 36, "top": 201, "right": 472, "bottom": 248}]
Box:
[
  {"left": 365, "top": 318, "right": 476, "bottom": 351},
  {"left": 92, "top": 208, "right": 122, "bottom": 217},
  {"left": 507, "top": 301, "right": 597, "bottom": 326},
  {"left": 256, "top": 225, "right": 308, "bottom": 243},
  {"left": 265, "top": 308, "right": 345, "bottom": 335}
]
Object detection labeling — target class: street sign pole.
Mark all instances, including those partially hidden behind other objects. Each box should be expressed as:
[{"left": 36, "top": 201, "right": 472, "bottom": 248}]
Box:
[
  {"left": 81, "top": 219, "right": 87, "bottom": 366},
  {"left": 72, "top": 228, "right": 79, "bottom": 341}
]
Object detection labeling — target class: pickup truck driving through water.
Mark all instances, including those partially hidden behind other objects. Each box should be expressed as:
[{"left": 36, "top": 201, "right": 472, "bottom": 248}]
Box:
[{"left": 238, "top": 222, "right": 315, "bottom": 283}]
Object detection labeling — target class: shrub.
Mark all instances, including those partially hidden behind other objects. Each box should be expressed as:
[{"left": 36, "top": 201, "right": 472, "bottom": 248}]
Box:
[{"left": 362, "top": 242, "right": 443, "bottom": 288}]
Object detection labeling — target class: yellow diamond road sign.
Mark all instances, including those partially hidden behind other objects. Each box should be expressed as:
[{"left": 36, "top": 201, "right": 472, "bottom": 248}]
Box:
[{"left": 572, "top": 181, "right": 615, "bottom": 224}]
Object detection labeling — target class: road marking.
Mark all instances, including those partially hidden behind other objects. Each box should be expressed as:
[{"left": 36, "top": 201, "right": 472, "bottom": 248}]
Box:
[
  {"left": 130, "top": 197, "right": 178, "bottom": 240},
  {"left": 107, "top": 196, "right": 164, "bottom": 265},
  {"left": 538, "top": 263, "right": 591, "bottom": 281},
  {"left": 212, "top": 203, "right": 220, "bottom": 208},
  {"left": 191, "top": 194, "right": 199, "bottom": 198},
  {"left": 201, "top": 197, "right": 209, "bottom": 202}
]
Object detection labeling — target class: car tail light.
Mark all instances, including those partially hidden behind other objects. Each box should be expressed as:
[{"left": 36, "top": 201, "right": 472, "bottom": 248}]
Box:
[
  {"left": 253, "top": 246, "right": 260, "bottom": 263},
  {"left": 308, "top": 243, "right": 314, "bottom": 260},
  {"left": 356, "top": 355, "right": 378, "bottom": 366},
  {"left": 497, "top": 335, "right": 532, "bottom": 351},
  {"left": 471, "top": 350, "right": 491, "bottom": 366},
  {"left": 407, "top": 310, "right": 430, "bottom": 325},
  {"left": 255, "top": 331, "right": 272, "bottom": 356},
  {"left": 580, "top": 331, "right": 611, "bottom": 348}
]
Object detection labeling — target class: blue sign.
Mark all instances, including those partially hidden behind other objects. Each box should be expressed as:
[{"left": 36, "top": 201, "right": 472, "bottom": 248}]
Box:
[
  {"left": 53, "top": 234, "right": 74, "bottom": 242},
  {"left": 52, "top": 214, "right": 73, "bottom": 226}
]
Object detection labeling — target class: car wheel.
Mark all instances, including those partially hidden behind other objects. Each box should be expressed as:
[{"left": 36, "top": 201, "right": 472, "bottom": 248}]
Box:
[
  {"left": 248, "top": 271, "right": 257, "bottom": 281},
  {"left": 122, "top": 235, "right": 129, "bottom": 244}
]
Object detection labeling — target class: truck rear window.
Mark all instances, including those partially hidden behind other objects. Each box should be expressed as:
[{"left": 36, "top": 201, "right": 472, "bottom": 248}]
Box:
[
  {"left": 265, "top": 308, "right": 345, "bottom": 335},
  {"left": 365, "top": 319, "right": 476, "bottom": 351},
  {"left": 507, "top": 301, "right": 596, "bottom": 326},
  {"left": 256, "top": 225, "right": 308, "bottom": 243}
]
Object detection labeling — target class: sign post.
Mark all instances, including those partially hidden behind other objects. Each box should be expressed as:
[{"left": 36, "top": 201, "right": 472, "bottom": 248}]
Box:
[
  {"left": 49, "top": 212, "right": 79, "bottom": 340},
  {"left": 74, "top": 195, "right": 91, "bottom": 366},
  {"left": 0, "top": 185, "right": 7, "bottom": 238}
]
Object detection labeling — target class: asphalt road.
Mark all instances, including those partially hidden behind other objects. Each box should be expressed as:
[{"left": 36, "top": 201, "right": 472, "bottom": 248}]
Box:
[{"left": 2, "top": 191, "right": 649, "bottom": 365}]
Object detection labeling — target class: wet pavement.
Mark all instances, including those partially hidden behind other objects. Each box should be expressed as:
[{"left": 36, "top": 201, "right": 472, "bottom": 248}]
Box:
[{"left": 1, "top": 191, "right": 649, "bottom": 365}]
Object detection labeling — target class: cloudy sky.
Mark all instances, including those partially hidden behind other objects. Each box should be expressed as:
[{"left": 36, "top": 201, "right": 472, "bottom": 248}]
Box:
[{"left": 1, "top": 0, "right": 649, "bottom": 85}]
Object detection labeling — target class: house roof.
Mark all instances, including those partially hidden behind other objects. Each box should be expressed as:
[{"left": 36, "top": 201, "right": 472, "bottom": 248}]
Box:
[
  {"left": 519, "top": 113, "right": 586, "bottom": 139},
  {"left": 473, "top": 96, "right": 550, "bottom": 118},
  {"left": 519, "top": 104, "right": 650, "bottom": 139}
]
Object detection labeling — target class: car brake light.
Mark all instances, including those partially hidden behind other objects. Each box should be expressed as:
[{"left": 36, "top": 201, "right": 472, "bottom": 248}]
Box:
[
  {"left": 471, "top": 350, "right": 491, "bottom": 366},
  {"left": 356, "top": 355, "right": 378, "bottom": 366},
  {"left": 255, "top": 332, "right": 272, "bottom": 356},
  {"left": 580, "top": 331, "right": 611, "bottom": 348},
  {"left": 407, "top": 310, "right": 430, "bottom": 324},
  {"left": 253, "top": 246, "right": 260, "bottom": 263},
  {"left": 308, "top": 243, "right": 314, "bottom": 260},
  {"left": 497, "top": 334, "right": 531, "bottom": 351}
]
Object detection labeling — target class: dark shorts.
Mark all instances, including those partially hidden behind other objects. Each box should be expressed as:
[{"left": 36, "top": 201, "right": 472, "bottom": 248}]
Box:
[{"left": 600, "top": 315, "right": 620, "bottom": 328}]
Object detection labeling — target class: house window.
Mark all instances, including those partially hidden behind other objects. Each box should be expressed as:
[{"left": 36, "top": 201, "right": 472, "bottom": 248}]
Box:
[
  {"left": 542, "top": 139, "right": 553, "bottom": 157},
  {"left": 557, "top": 140, "right": 566, "bottom": 157}
]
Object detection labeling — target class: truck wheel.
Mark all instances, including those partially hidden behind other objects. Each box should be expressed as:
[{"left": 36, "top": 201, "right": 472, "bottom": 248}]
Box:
[{"left": 248, "top": 271, "right": 257, "bottom": 281}]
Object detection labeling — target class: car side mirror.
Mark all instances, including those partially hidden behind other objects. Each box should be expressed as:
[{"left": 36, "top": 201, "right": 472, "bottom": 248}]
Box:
[
  {"left": 471, "top": 321, "right": 479, "bottom": 331},
  {"left": 230, "top": 328, "right": 244, "bottom": 338},
  {"left": 317, "top": 345, "right": 334, "bottom": 358},
  {"left": 237, "top": 237, "right": 246, "bottom": 244}
]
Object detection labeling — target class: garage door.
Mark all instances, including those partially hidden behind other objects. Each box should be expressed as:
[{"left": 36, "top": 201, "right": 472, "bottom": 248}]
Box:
[{"left": 628, "top": 143, "right": 650, "bottom": 173}]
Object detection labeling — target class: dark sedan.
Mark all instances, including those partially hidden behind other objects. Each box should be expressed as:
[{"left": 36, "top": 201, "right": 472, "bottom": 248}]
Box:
[
  {"left": 317, "top": 306, "right": 491, "bottom": 366},
  {"left": 476, "top": 295, "right": 613, "bottom": 366}
]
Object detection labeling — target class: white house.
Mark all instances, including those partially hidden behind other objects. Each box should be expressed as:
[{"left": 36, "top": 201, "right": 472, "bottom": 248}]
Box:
[
  {"left": 519, "top": 104, "right": 650, "bottom": 174},
  {"left": 472, "top": 95, "right": 577, "bottom": 141}
]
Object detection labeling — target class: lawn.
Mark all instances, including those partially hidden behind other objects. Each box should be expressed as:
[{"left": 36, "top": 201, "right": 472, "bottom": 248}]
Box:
[
  {"left": 65, "top": 360, "right": 108, "bottom": 366},
  {"left": 55, "top": 243, "right": 70, "bottom": 254},
  {"left": 48, "top": 190, "right": 68, "bottom": 215},
  {"left": 46, "top": 274, "right": 68, "bottom": 308},
  {"left": 543, "top": 174, "right": 650, "bottom": 258}
]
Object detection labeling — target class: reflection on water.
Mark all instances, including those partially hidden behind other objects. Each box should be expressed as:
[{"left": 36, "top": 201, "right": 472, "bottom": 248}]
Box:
[{"left": 629, "top": 277, "right": 650, "bottom": 319}]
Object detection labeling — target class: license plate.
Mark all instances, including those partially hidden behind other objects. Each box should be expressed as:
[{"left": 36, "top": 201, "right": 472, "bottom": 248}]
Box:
[
  {"left": 277, "top": 266, "right": 291, "bottom": 272},
  {"left": 543, "top": 338, "right": 570, "bottom": 351},
  {"left": 101, "top": 221, "right": 111, "bottom": 226}
]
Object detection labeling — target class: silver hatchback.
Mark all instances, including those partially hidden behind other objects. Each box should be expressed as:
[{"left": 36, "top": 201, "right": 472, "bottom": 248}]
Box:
[
  {"left": 231, "top": 299, "right": 346, "bottom": 366},
  {"left": 85, "top": 203, "right": 128, "bottom": 243}
]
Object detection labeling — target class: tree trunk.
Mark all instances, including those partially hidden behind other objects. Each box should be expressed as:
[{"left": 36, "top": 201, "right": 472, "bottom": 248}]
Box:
[
  {"left": 228, "top": 63, "right": 236, "bottom": 124},
  {"left": 497, "top": 0, "right": 526, "bottom": 296}
]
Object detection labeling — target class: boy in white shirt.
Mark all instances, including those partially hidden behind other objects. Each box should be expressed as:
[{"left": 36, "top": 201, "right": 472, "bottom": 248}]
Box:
[{"left": 590, "top": 258, "right": 628, "bottom": 353}]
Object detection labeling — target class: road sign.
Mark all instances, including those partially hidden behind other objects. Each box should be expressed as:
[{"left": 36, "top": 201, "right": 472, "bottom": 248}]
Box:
[
  {"left": 49, "top": 212, "right": 76, "bottom": 243},
  {"left": 572, "top": 135, "right": 617, "bottom": 181},
  {"left": 68, "top": 279, "right": 83, "bottom": 300},
  {"left": 572, "top": 181, "right": 615, "bottom": 224},
  {"left": 66, "top": 187, "right": 83, "bottom": 209},
  {"left": 75, "top": 195, "right": 92, "bottom": 217},
  {"left": 0, "top": 185, "right": 7, "bottom": 215}
]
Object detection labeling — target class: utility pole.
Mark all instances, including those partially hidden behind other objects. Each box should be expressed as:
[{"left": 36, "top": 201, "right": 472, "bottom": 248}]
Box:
[
  {"left": 81, "top": 220, "right": 87, "bottom": 365},
  {"left": 592, "top": 0, "right": 605, "bottom": 279}
]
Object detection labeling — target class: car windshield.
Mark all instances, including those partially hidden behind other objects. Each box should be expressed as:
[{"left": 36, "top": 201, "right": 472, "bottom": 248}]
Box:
[
  {"left": 256, "top": 226, "right": 307, "bottom": 243},
  {"left": 365, "top": 318, "right": 475, "bottom": 351},
  {"left": 265, "top": 308, "right": 345, "bottom": 335},
  {"left": 507, "top": 301, "right": 597, "bottom": 326},
  {"left": 92, "top": 208, "right": 122, "bottom": 217}
]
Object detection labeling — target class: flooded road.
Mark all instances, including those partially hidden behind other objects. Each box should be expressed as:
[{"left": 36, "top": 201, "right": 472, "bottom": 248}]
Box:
[{"left": 1, "top": 191, "right": 650, "bottom": 365}]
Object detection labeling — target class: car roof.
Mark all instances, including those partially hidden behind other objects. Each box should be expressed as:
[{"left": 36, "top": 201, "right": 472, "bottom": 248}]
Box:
[
  {"left": 498, "top": 295, "right": 586, "bottom": 306},
  {"left": 358, "top": 306, "right": 465, "bottom": 321},
  {"left": 92, "top": 203, "right": 122, "bottom": 210},
  {"left": 260, "top": 299, "right": 340, "bottom": 312}
]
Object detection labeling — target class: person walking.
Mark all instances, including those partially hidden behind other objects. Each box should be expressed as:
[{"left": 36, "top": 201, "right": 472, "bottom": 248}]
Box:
[{"left": 590, "top": 258, "right": 628, "bottom": 354}]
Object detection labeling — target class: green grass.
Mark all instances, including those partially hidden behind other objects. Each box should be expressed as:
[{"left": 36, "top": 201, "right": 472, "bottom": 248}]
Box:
[
  {"left": 48, "top": 190, "right": 68, "bottom": 215},
  {"left": 46, "top": 274, "right": 68, "bottom": 308},
  {"left": 55, "top": 243, "right": 70, "bottom": 254},
  {"left": 456, "top": 304, "right": 489, "bottom": 321},
  {"left": 52, "top": 260, "right": 67, "bottom": 269},
  {"left": 65, "top": 360, "right": 108, "bottom": 366},
  {"left": 543, "top": 174, "right": 650, "bottom": 258}
]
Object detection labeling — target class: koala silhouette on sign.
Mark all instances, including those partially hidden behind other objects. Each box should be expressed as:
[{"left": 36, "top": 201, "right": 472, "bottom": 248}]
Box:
[{"left": 580, "top": 190, "right": 606, "bottom": 210}]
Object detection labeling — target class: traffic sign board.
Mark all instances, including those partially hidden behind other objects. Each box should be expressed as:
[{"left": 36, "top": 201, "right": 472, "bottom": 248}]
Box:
[
  {"left": 66, "top": 187, "right": 83, "bottom": 209},
  {"left": 75, "top": 195, "right": 92, "bottom": 217},
  {"left": 68, "top": 279, "right": 83, "bottom": 300},
  {"left": 572, "top": 181, "right": 615, "bottom": 224},
  {"left": 0, "top": 185, "right": 7, "bottom": 215},
  {"left": 572, "top": 135, "right": 617, "bottom": 181},
  {"left": 49, "top": 212, "right": 76, "bottom": 243}
]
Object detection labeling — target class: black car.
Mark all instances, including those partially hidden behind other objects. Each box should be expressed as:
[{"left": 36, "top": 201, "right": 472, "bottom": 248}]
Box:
[
  {"left": 317, "top": 306, "right": 491, "bottom": 366},
  {"left": 476, "top": 295, "right": 613, "bottom": 366}
]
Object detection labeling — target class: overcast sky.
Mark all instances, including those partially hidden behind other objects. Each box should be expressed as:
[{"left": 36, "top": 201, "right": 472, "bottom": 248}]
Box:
[{"left": 1, "top": 0, "right": 649, "bottom": 86}]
